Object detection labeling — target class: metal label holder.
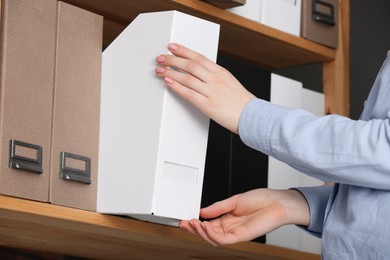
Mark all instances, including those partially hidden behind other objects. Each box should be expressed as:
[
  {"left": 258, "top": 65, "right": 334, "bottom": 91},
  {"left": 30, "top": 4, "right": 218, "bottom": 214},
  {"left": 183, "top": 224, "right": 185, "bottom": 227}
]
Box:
[
  {"left": 312, "top": 0, "right": 336, "bottom": 26},
  {"left": 9, "top": 139, "right": 43, "bottom": 173},
  {"left": 60, "top": 152, "right": 91, "bottom": 184}
]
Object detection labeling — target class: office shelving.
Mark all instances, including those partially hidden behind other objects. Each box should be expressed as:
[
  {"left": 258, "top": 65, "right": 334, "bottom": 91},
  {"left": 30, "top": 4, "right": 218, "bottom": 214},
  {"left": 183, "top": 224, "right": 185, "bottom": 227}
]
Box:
[{"left": 0, "top": 0, "right": 349, "bottom": 258}]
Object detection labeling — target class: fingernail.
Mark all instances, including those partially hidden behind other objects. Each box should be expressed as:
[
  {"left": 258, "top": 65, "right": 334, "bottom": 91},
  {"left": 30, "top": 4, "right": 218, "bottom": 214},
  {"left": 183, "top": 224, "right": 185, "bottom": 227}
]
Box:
[
  {"left": 164, "top": 77, "right": 174, "bottom": 84},
  {"left": 168, "top": 43, "right": 179, "bottom": 51},
  {"left": 155, "top": 67, "right": 165, "bottom": 74},
  {"left": 155, "top": 55, "right": 165, "bottom": 63}
]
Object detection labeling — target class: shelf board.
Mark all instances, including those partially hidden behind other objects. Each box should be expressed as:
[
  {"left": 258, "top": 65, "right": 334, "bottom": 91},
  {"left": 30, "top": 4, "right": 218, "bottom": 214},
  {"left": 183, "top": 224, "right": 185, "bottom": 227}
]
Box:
[
  {"left": 0, "top": 195, "right": 320, "bottom": 259},
  {"left": 62, "top": 0, "right": 335, "bottom": 69}
]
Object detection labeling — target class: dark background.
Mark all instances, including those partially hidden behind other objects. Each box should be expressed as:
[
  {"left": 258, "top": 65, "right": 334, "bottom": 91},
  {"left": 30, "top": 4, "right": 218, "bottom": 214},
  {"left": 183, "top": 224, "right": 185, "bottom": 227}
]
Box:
[{"left": 278, "top": 0, "right": 390, "bottom": 120}]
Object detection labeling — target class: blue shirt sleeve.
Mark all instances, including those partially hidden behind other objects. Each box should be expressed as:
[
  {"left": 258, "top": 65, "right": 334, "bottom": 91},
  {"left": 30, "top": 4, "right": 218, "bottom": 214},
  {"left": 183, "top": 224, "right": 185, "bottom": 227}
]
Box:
[
  {"left": 238, "top": 98, "right": 390, "bottom": 190},
  {"left": 293, "top": 185, "right": 333, "bottom": 237}
]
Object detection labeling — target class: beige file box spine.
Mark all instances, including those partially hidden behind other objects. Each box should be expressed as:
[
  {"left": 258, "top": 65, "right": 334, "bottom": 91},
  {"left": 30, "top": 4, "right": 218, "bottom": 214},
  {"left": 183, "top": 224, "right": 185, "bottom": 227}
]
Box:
[
  {"left": 0, "top": 0, "right": 57, "bottom": 201},
  {"left": 301, "top": 0, "right": 338, "bottom": 48},
  {"left": 49, "top": 1, "right": 102, "bottom": 211}
]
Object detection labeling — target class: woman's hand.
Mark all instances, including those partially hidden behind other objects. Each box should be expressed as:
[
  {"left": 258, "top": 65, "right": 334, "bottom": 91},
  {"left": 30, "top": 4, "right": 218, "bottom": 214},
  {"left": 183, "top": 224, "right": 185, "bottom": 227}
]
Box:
[
  {"left": 179, "top": 188, "right": 310, "bottom": 247},
  {"left": 155, "top": 43, "right": 256, "bottom": 134}
]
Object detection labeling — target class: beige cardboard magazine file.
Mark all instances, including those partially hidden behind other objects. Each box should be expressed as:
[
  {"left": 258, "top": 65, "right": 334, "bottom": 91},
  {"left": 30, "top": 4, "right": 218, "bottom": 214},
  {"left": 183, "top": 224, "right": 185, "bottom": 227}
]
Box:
[
  {"left": 301, "top": 0, "right": 338, "bottom": 48},
  {"left": 0, "top": 0, "right": 102, "bottom": 210},
  {"left": 49, "top": 1, "right": 102, "bottom": 211},
  {"left": 97, "top": 10, "right": 220, "bottom": 226},
  {"left": 0, "top": 0, "right": 57, "bottom": 202}
]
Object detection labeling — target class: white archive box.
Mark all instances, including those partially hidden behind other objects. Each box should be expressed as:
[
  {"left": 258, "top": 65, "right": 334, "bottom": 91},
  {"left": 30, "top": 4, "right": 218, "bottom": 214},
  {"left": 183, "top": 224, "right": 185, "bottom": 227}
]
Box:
[
  {"left": 97, "top": 10, "right": 220, "bottom": 226},
  {"left": 228, "top": 0, "right": 301, "bottom": 36}
]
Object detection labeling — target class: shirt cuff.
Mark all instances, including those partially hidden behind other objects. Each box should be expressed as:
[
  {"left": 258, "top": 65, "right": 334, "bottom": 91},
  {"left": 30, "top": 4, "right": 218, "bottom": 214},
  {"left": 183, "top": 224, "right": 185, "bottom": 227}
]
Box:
[{"left": 293, "top": 185, "right": 333, "bottom": 237}]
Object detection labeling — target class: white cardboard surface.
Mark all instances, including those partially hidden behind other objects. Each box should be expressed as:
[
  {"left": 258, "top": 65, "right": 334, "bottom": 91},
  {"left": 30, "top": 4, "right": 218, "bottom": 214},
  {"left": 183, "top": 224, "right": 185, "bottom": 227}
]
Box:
[
  {"left": 228, "top": 0, "right": 301, "bottom": 36},
  {"left": 97, "top": 10, "right": 220, "bottom": 226}
]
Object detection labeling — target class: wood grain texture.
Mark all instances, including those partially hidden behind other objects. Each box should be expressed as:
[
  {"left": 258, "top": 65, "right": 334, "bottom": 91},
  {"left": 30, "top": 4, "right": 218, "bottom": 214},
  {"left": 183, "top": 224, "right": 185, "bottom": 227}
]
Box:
[
  {"left": 204, "top": 0, "right": 246, "bottom": 9},
  {"left": 323, "top": 0, "right": 350, "bottom": 116},
  {"left": 61, "top": 0, "right": 348, "bottom": 115},
  {"left": 62, "top": 0, "right": 335, "bottom": 69},
  {"left": 0, "top": 195, "right": 320, "bottom": 259}
]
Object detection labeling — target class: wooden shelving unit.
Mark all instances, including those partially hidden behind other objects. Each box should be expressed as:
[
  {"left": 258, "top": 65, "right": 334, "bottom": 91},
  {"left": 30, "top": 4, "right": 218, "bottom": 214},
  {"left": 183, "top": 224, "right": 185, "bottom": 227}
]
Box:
[
  {"left": 0, "top": 0, "right": 349, "bottom": 258},
  {"left": 0, "top": 195, "right": 320, "bottom": 259},
  {"left": 62, "top": 0, "right": 349, "bottom": 116}
]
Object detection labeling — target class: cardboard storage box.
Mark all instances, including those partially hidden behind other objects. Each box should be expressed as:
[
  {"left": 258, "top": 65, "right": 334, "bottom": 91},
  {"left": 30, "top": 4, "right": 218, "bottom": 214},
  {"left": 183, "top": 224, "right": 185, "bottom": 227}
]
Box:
[
  {"left": 0, "top": 0, "right": 57, "bottom": 202},
  {"left": 0, "top": 0, "right": 102, "bottom": 211},
  {"left": 97, "top": 10, "right": 220, "bottom": 226},
  {"left": 228, "top": 0, "right": 302, "bottom": 36},
  {"left": 49, "top": 1, "right": 102, "bottom": 211},
  {"left": 301, "top": 0, "right": 338, "bottom": 48}
]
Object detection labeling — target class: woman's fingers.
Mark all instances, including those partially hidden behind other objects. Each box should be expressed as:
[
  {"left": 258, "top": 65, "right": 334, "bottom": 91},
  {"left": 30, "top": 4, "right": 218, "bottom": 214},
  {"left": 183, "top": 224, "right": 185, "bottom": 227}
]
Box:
[
  {"left": 159, "top": 75, "right": 210, "bottom": 115},
  {"left": 156, "top": 43, "right": 224, "bottom": 84},
  {"left": 179, "top": 220, "right": 198, "bottom": 236},
  {"left": 200, "top": 196, "right": 238, "bottom": 219},
  {"left": 201, "top": 220, "right": 232, "bottom": 246},
  {"left": 155, "top": 53, "right": 213, "bottom": 85},
  {"left": 155, "top": 65, "right": 210, "bottom": 97},
  {"left": 155, "top": 43, "right": 256, "bottom": 134},
  {"left": 167, "top": 43, "right": 220, "bottom": 73},
  {"left": 191, "top": 219, "right": 220, "bottom": 247}
]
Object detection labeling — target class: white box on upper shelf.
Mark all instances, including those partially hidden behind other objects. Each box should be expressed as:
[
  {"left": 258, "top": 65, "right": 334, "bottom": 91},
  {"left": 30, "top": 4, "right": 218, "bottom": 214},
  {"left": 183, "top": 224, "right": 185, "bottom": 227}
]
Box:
[
  {"left": 97, "top": 10, "right": 220, "bottom": 226},
  {"left": 227, "top": 0, "right": 301, "bottom": 36}
]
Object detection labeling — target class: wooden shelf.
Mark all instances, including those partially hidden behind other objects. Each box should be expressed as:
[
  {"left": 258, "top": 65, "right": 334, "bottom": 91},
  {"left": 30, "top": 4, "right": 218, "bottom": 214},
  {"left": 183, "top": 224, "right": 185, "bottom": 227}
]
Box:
[
  {"left": 62, "top": 0, "right": 349, "bottom": 116},
  {"left": 62, "top": 0, "right": 335, "bottom": 69},
  {"left": 0, "top": 0, "right": 349, "bottom": 258},
  {"left": 0, "top": 195, "right": 320, "bottom": 259}
]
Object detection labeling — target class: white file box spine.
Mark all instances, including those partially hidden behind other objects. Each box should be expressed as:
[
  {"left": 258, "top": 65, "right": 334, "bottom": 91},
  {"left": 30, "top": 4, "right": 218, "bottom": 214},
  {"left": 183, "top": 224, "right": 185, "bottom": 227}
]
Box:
[
  {"left": 228, "top": 0, "right": 301, "bottom": 36},
  {"left": 97, "top": 10, "right": 220, "bottom": 226}
]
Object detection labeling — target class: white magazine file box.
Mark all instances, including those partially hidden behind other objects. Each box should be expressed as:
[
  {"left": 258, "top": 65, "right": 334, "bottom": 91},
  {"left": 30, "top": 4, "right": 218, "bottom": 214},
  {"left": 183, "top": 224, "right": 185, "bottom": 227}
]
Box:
[
  {"left": 228, "top": 0, "right": 301, "bottom": 36},
  {"left": 97, "top": 10, "right": 220, "bottom": 226}
]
